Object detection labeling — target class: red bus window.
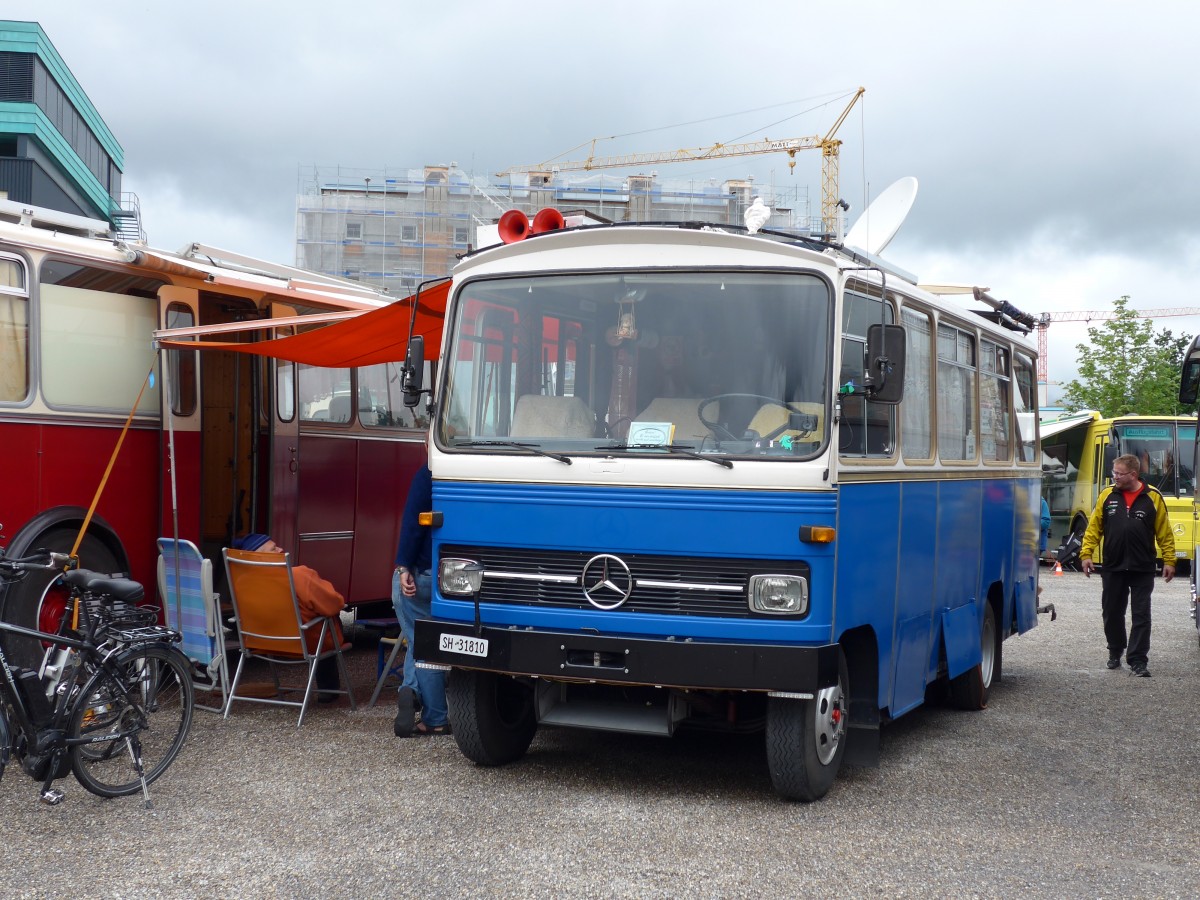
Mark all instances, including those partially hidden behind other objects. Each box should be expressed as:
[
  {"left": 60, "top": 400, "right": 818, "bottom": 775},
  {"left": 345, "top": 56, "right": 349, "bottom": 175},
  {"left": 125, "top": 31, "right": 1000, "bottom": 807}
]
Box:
[
  {"left": 39, "top": 260, "right": 164, "bottom": 414},
  {"left": 0, "top": 256, "right": 29, "bottom": 402},
  {"left": 277, "top": 359, "right": 295, "bottom": 422},
  {"left": 358, "top": 361, "right": 426, "bottom": 429},
  {"left": 164, "top": 303, "right": 196, "bottom": 416},
  {"left": 298, "top": 364, "right": 352, "bottom": 424}
]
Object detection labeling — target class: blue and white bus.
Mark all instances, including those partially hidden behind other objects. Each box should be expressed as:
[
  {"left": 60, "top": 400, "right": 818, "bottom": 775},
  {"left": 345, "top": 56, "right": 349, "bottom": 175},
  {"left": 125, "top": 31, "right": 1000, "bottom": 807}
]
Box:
[{"left": 409, "top": 196, "right": 1042, "bottom": 801}]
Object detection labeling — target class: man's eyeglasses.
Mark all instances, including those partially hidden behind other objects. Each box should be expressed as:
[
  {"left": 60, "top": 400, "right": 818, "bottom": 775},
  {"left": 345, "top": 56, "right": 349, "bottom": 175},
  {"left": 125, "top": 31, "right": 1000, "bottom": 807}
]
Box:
[{"left": 1111, "top": 469, "right": 1134, "bottom": 478}]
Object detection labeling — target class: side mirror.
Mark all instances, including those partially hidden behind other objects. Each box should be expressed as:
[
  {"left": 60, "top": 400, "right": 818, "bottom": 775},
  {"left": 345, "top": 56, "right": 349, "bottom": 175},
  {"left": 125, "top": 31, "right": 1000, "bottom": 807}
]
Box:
[
  {"left": 864, "top": 323, "right": 906, "bottom": 405},
  {"left": 402, "top": 335, "right": 425, "bottom": 409},
  {"left": 1179, "top": 337, "right": 1200, "bottom": 404}
]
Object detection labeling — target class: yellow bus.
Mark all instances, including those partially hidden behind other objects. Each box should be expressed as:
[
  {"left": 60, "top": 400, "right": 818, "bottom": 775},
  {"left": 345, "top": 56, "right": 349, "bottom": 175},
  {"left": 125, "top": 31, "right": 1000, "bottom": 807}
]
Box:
[{"left": 1041, "top": 411, "right": 1194, "bottom": 570}]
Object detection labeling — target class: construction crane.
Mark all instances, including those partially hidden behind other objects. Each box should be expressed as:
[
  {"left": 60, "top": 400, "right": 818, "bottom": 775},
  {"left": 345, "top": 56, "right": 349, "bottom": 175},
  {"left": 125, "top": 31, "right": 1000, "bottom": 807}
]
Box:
[
  {"left": 1037, "top": 307, "right": 1200, "bottom": 385},
  {"left": 496, "top": 87, "right": 866, "bottom": 235}
]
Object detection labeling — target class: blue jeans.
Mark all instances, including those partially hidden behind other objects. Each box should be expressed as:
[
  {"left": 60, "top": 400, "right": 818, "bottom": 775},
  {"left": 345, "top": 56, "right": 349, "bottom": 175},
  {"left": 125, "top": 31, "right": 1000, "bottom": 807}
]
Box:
[{"left": 391, "top": 569, "right": 448, "bottom": 727}]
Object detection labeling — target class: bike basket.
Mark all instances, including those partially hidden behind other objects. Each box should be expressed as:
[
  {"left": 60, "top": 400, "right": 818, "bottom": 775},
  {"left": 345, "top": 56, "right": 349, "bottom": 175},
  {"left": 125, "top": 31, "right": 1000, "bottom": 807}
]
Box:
[{"left": 81, "top": 598, "right": 160, "bottom": 638}]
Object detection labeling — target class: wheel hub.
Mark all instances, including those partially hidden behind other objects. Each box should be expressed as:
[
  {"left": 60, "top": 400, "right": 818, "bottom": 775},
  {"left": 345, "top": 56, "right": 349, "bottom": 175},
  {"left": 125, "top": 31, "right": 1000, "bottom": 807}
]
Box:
[{"left": 812, "top": 680, "right": 846, "bottom": 766}]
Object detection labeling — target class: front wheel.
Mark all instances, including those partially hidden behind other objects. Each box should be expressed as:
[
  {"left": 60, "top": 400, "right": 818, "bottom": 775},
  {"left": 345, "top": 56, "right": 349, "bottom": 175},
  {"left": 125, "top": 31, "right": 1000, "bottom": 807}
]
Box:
[
  {"left": 69, "top": 645, "right": 194, "bottom": 798},
  {"left": 446, "top": 669, "right": 537, "bottom": 766},
  {"left": 765, "top": 649, "right": 848, "bottom": 801}
]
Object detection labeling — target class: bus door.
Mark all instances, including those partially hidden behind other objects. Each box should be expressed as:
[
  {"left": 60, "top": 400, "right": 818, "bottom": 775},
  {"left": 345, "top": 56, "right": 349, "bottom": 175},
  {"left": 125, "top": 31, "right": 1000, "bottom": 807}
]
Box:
[
  {"left": 1091, "top": 430, "right": 1111, "bottom": 511},
  {"left": 157, "top": 287, "right": 202, "bottom": 542},
  {"left": 269, "top": 302, "right": 299, "bottom": 556},
  {"left": 195, "top": 291, "right": 258, "bottom": 562}
]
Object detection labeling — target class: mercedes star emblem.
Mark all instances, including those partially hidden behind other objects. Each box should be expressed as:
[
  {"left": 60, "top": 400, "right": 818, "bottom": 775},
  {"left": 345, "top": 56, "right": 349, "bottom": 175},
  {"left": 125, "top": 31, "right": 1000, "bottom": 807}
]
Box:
[{"left": 581, "top": 554, "right": 633, "bottom": 610}]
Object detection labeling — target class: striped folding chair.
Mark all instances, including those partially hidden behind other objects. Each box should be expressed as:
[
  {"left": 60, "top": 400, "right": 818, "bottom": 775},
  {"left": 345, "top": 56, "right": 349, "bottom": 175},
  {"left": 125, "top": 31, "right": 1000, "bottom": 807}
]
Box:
[{"left": 157, "top": 537, "right": 231, "bottom": 713}]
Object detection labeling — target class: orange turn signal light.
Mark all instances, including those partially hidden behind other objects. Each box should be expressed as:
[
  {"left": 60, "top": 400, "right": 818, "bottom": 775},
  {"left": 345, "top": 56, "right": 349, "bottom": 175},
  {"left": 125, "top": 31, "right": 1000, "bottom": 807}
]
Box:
[
  {"left": 799, "top": 525, "right": 835, "bottom": 543},
  {"left": 418, "top": 511, "right": 443, "bottom": 528}
]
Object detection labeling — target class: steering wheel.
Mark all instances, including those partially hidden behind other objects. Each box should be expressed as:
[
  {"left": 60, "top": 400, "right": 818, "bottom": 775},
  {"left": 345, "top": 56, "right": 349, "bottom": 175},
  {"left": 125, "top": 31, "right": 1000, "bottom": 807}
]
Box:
[{"left": 698, "top": 394, "right": 817, "bottom": 443}]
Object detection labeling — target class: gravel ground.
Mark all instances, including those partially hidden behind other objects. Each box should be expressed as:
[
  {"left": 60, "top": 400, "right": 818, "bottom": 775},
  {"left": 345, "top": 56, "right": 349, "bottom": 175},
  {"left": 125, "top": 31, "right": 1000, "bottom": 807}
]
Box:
[{"left": 2, "top": 569, "right": 1198, "bottom": 898}]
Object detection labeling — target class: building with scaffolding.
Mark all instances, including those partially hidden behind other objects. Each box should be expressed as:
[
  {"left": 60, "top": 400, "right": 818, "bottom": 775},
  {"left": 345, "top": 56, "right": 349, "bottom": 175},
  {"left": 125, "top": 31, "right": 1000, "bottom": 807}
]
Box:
[
  {"left": 295, "top": 163, "right": 814, "bottom": 296},
  {"left": 0, "top": 20, "right": 141, "bottom": 239}
]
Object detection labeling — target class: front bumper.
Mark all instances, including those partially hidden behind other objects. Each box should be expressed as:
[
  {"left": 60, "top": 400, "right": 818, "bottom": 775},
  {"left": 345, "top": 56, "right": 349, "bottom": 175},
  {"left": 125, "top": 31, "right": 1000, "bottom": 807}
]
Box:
[{"left": 414, "top": 619, "right": 839, "bottom": 693}]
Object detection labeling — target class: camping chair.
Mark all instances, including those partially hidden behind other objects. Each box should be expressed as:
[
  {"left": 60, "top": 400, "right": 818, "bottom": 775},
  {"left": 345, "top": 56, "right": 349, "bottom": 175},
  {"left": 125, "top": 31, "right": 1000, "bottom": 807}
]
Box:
[
  {"left": 368, "top": 632, "right": 406, "bottom": 709},
  {"left": 222, "top": 547, "right": 356, "bottom": 726},
  {"left": 157, "top": 537, "right": 231, "bottom": 713}
]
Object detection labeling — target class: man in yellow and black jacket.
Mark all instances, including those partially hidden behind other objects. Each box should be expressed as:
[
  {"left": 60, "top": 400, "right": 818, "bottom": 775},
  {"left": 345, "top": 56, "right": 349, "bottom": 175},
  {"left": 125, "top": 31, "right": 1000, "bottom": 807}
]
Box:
[{"left": 1080, "top": 454, "right": 1175, "bottom": 677}]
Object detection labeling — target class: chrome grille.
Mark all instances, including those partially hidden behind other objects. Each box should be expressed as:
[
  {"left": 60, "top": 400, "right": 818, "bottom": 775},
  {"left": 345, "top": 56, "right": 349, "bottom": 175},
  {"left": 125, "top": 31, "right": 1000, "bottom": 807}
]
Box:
[{"left": 439, "top": 545, "right": 809, "bottom": 619}]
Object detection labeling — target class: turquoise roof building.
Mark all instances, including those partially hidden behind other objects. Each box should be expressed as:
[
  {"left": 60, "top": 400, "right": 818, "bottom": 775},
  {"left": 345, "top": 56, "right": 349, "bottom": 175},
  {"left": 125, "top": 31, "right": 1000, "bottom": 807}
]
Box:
[{"left": 0, "top": 20, "right": 126, "bottom": 227}]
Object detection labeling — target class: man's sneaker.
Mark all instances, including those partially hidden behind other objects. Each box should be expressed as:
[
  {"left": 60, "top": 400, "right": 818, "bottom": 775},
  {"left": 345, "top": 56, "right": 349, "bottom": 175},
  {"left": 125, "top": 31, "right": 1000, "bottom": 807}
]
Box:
[
  {"left": 394, "top": 686, "right": 416, "bottom": 737},
  {"left": 1106, "top": 656, "right": 1122, "bottom": 669},
  {"left": 1129, "top": 664, "right": 1151, "bottom": 678}
]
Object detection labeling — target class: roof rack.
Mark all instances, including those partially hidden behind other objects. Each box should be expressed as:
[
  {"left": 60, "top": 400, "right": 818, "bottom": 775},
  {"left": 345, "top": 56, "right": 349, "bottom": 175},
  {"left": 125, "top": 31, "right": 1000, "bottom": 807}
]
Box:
[
  {"left": 0, "top": 198, "right": 113, "bottom": 239},
  {"left": 969, "top": 287, "right": 1038, "bottom": 334},
  {"left": 178, "top": 241, "right": 385, "bottom": 298}
]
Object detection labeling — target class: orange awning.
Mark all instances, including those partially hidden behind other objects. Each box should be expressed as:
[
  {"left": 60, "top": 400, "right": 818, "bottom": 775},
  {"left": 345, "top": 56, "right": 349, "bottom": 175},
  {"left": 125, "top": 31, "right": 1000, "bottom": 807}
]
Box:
[{"left": 157, "top": 280, "right": 449, "bottom": 366}]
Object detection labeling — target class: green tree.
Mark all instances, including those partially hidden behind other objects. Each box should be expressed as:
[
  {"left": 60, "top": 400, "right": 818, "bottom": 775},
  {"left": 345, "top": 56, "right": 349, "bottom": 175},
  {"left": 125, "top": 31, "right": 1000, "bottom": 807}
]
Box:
[{"left": 1059, "top": 296, "right": 1191, "bottom": 416}]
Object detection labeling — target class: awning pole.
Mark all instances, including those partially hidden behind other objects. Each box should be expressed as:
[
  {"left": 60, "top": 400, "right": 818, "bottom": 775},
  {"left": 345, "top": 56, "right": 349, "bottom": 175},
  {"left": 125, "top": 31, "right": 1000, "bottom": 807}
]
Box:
[{"left": 158, "top": 342, "right": 184, "bottom": 634}]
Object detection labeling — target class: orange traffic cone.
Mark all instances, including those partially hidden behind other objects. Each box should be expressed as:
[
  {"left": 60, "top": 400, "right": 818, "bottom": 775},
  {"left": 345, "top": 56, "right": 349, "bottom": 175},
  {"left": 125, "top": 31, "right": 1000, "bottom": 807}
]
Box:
[{"left": 1054, "top": 560, "right": 1063, "bottom": 576}]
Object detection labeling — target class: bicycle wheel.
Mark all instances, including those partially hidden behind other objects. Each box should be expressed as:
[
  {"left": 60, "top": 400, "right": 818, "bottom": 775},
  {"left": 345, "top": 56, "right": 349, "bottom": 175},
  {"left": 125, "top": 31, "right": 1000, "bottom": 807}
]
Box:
[{"left": 68, "top": 644, "right": 194, "bottom": 798}]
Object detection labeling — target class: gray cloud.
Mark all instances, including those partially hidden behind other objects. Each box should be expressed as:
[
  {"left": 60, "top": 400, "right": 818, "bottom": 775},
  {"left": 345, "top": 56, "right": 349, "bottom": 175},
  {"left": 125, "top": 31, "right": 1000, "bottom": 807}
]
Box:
[{"left": 10, "top": 0, "right": 1198, "bottom": 396}]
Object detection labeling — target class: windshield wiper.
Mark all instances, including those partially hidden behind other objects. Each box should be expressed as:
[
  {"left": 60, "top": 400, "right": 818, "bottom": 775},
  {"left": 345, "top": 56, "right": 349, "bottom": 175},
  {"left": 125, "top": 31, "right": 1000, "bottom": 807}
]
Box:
[
  {"left": 455, "top": 440, "right": 572, "bottom": 465},
  {"left": 594, "top": 443, "right": 734, "bottom": 469}
]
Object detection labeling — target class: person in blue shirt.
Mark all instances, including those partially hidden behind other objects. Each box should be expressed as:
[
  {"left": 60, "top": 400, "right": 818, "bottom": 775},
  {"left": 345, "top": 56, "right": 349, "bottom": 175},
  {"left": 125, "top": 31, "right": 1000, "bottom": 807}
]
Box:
[
  {"left": 391, "top": 464, "right": 449, "bottom": 736},
  {"left": 1039, "top": 497, "right": 1052, "bottom": 555}
]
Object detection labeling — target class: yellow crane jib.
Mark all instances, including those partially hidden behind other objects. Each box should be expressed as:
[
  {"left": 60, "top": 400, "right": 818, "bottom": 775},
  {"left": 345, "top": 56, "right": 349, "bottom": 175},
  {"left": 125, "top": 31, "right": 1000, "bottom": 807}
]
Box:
[{"left": 497, "top": 88, "right": 866, "bottom": 235}]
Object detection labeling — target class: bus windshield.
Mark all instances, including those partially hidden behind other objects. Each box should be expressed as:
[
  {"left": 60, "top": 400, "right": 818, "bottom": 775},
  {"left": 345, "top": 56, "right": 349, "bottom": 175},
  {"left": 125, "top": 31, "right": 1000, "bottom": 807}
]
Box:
[
  {"left": 1117, "top": 421, "right": 1196, "bottom": 496},
  {"left": 438, "top": 271, "right": 831, "bottom": 457}
]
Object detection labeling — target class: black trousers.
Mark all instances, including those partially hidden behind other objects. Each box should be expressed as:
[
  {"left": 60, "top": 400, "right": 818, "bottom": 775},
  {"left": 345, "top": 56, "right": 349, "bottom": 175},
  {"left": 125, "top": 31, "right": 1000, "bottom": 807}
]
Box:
[
  {"left": 1100, "top": 570, "right": 1155, "bottom": 666},
  {"left": 315, "top": 656, "right": 340, "bottom": 690}
]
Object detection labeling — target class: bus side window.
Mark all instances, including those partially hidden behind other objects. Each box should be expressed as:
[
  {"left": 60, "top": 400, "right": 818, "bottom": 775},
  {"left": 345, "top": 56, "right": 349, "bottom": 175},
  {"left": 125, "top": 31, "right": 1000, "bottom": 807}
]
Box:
[
  {"left": 357, "top": 361, "right": 430, "bottom": 429},
  {"left": 840, "top": 292, "right": 895, "bottom": 458},
  {"left": 1013, "top": 352, "right": 1037, "bottom": 463},
  {"left": 0, "top": 256, "right": 29, "bottom": 403},
  {"left": 901, "top": 307, "right": 933, "bottom": 460},
  {"left": 164, "top": 303, "right": 197, "bottom": 417},
  {"left": 937, "top": 323, "right": 977, "bottom": 461},
  {"left": 980, "top": 340, "right": 1011, "bottom": 462}
]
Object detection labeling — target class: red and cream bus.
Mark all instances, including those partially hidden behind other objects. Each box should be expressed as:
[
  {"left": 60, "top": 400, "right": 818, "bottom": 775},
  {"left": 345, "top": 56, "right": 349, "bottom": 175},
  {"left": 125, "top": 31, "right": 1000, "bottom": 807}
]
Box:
[{"left": 0, "top": 200, "right": 433, "bottom": 667}]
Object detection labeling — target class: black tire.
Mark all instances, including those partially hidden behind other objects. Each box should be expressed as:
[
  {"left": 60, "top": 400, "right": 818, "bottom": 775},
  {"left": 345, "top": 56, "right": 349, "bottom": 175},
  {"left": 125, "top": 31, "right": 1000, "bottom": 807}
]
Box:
[
  {"left": 765, "top": 649, "right": 848, "bottom": 802},
  {"left": 69, "top": 645, "right": 194, "bottom": 798},
  {"left": 0, "top": 527, "right": 120, "bottom": 670},
  {"left": 949, "top": 602, "right": 997, "bottom": 710},
  {"left": 446, "top": 669, "right": 536, "bottom": 766}
]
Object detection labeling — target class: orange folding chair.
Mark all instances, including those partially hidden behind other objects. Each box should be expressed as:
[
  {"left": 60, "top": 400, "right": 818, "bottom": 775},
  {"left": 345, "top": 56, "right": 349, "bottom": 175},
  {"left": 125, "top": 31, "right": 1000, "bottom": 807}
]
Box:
[{"left": 222, "top": 547, "right": 356, "bottom": 726}]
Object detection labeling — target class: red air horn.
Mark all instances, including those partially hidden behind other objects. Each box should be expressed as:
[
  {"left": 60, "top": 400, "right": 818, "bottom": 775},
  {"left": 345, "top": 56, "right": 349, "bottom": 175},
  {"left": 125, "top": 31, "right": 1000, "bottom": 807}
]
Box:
[
  {"left": 531, "top": 207, "right": 565, "bottom": 234},
  {"left": 498, "top": 209, "right": 529, "bottom": 243}
]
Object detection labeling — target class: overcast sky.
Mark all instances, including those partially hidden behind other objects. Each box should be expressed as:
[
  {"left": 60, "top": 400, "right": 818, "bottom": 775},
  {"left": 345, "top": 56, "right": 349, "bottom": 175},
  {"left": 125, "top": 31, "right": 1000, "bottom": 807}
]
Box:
[{"left": 10, "top": 0, "right": 1200, "bottom": 399}]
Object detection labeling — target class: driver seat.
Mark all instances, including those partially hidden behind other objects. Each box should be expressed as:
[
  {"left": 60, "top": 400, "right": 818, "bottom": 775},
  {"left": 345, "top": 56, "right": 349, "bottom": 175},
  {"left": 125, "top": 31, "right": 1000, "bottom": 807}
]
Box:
[
  {"left": 634, "top": 398, "right": 716, "bottom": 442},
  {"left": 746, "top": 401, "right": 824, "bottom": 444}
]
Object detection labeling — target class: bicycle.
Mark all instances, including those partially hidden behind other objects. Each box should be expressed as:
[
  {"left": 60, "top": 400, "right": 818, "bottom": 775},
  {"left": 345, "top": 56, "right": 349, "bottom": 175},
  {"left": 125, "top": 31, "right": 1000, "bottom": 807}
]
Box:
[{"left": 0, "top": 546, "right": 194, "bottom": 808}]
